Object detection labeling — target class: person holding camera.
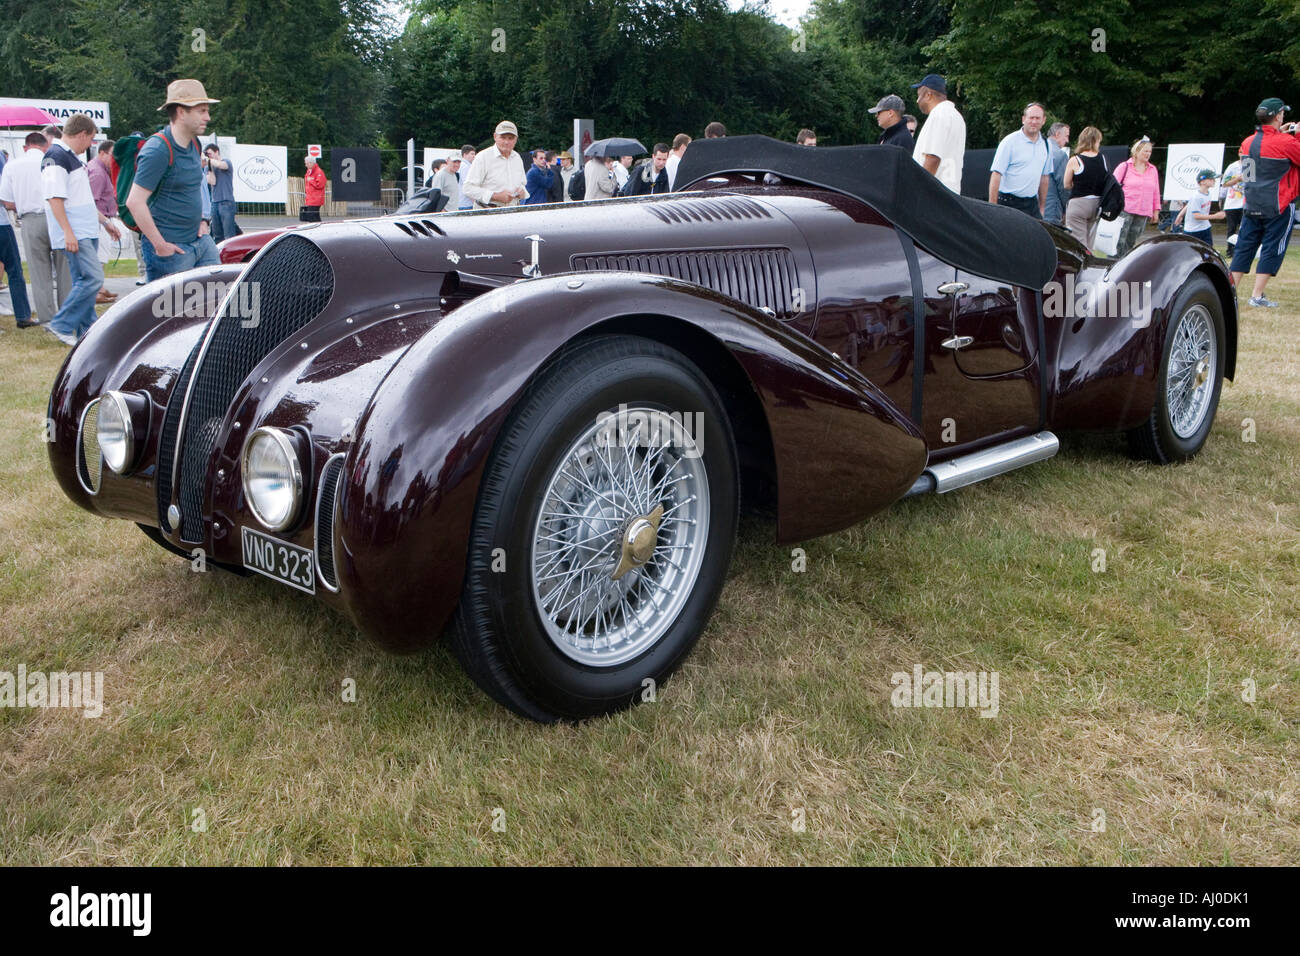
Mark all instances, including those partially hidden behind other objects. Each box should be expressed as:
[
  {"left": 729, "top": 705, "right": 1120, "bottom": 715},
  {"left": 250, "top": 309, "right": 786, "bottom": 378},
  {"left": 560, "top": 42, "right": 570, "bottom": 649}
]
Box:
[{"left": 1228, "top": 97, "right": 1300, "bottom": 307}]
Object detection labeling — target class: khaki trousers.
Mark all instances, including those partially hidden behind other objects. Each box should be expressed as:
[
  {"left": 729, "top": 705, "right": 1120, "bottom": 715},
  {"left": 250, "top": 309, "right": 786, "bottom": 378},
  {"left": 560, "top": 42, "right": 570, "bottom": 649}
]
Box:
[
  {"left": 18, "top": 212, "right": 71, "bottom": 322},
  {"left": 1064, "top": 196, "right": 1102, "bottom": 249}
]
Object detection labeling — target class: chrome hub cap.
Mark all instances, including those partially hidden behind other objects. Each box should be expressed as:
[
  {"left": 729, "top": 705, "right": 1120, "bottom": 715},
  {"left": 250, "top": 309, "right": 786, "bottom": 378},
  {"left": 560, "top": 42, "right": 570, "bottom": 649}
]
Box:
[
  {"left": 531, "top": 408, "right": 709, "bottom": 667},
  {"left": 1167, "top": 304, "right": 1216, "bottom": 439}
]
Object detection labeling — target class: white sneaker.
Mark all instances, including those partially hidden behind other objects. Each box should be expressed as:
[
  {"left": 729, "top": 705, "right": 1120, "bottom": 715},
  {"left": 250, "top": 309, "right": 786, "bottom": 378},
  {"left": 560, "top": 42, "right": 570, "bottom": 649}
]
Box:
[
  {"left": 1247, "top": 296, "right": 1280, "bottom": 308},
  {"left": 46, "top": 327, "right": 77, "bottom": 346}
]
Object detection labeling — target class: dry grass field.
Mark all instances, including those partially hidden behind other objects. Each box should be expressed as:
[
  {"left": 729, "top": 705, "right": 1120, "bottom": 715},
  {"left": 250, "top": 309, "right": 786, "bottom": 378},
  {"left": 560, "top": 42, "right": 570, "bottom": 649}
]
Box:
[{"left": 1, "top": 245, "right": 1297, "bottom": 865}]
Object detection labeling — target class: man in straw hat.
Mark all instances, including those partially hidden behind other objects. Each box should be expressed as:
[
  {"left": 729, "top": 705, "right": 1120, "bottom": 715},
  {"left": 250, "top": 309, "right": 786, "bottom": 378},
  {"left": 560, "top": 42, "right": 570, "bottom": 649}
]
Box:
[{"left": 125, "top": 79, "right": 221, "bottom": 282}]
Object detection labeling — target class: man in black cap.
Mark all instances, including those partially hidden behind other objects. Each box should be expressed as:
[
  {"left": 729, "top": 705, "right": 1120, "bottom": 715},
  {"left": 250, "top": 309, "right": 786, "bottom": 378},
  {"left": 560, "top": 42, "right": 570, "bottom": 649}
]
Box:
[
  {"left": 870, "top": 94, "right": 914, "bottom": 152},
  {"left": 910, "top": 73, "right": 965, "bottom": 192},
  {"left": 1229, "top": 96, "right": 1300, "bottom": 307}
]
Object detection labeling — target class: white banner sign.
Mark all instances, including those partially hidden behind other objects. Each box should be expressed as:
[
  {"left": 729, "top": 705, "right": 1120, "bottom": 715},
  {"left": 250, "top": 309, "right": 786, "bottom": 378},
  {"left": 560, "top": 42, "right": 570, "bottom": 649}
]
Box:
[
  {"left": 574, "top": 119, "right": 594, "bottom": 164},
  {"left": 0, "top": 97, "right": 112, "bottom": 129},
  {"left": 230, "top": 143, "right": 288, "bottom": 204},
  {"left": 1164, "top": 143, "right": 1225, "bottom": 201},
  {"left": 198, "top": 135, "right": 238, "bottom": 160},
  {"left": 422, "top": 146, "right": 460, "bottom": 182}
]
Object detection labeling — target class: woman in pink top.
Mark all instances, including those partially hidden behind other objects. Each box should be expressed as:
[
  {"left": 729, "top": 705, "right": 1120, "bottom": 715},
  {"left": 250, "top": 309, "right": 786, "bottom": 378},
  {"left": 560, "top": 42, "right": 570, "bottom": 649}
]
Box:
[{"left": 1114, "top": 137, "right": 1161, "bottom": 255}]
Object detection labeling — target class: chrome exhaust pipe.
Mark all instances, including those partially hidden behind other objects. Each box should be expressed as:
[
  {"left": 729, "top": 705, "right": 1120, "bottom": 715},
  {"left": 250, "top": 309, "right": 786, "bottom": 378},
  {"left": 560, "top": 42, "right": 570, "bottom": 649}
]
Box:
[{"left": 906, "top": 431, "right": 1059, "bottom": 496}]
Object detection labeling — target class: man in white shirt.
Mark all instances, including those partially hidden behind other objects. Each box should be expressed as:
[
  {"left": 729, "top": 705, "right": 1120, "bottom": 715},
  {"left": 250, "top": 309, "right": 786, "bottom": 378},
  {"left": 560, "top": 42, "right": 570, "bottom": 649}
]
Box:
[
  {"left": 461, "top": 122, "right": 527, "bottom": 209},
  {"left": 911, "top": 73, "right": 966, "bottom": 193},
  {"left": 42, "top": 113, "right": 120, "bottom": 344},
  {"left": 0, "top": 131, "right": 70, "bottom": 325},
  {"left": 613, "top": 155, "right": 633, "bottom": 190},
  {"left": 665, "top": 134, "right": 691, "bottom": 191}
]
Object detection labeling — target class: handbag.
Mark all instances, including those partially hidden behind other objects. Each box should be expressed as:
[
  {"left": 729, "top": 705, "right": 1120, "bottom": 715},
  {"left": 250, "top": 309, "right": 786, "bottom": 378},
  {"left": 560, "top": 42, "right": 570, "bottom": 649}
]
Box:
[
  {"left": 1098, "top": 156, "right": 1126, "bottom": 221},
  {"left": 1093, "top": 213, "right": 1122, "bottom": 256}
]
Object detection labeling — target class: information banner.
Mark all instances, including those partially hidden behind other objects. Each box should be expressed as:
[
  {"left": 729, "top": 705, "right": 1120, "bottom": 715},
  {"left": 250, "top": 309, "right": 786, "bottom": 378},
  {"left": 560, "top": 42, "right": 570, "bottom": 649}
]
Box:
[
  {"left": 0, "top": 96, "right": 112, "bottom": 129},
  {"left": 331, "top": 148, "right": 381, "bottom": 201},
  {"left": 1164, "top": 143, "right": 1225, "bottom": 201},
  {"left": 230, "top": 143, "right": 288, "bottom": 204}
]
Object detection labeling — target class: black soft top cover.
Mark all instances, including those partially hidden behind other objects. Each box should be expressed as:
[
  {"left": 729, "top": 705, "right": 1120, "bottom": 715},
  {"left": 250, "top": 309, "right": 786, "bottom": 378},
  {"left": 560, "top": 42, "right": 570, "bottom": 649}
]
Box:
[{"left": 674, "top": 135, "right": 1059, "bottom": 291}]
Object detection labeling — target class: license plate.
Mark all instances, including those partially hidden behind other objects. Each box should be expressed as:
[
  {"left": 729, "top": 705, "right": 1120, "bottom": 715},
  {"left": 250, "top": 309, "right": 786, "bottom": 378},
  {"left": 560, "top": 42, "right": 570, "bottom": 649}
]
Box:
[{"left": 241, "top": 526, "right": 315, "bottom": 594}]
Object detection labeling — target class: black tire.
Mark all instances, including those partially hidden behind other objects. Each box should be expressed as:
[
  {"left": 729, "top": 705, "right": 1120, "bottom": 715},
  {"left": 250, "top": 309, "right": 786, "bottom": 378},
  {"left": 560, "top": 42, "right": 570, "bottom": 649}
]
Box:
[
  {"left": 1127, "top": 274, "right": 1226, "bottom": 463},
  {"left": 450, "top": 335, "right": 739, "bottom": 722}
]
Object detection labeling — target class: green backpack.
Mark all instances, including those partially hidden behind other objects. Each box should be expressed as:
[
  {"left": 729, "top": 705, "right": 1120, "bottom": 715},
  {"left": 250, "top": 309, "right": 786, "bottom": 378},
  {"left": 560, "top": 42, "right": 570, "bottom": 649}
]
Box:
[{"left": 113, "top": 129, "right": 178, "bottom": 232}]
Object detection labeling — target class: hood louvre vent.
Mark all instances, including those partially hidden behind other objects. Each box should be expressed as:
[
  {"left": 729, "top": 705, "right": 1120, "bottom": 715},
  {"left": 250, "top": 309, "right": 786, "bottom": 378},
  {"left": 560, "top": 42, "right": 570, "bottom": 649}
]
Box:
[
  {"left": 393, "top": 218, "right": 445, "bottom": 238},
  {"left": 572, "top": 247, "right": 800, "bottom": 319},
  {"left": 644, "top": 196, "right": 772, "bottom": 225}
]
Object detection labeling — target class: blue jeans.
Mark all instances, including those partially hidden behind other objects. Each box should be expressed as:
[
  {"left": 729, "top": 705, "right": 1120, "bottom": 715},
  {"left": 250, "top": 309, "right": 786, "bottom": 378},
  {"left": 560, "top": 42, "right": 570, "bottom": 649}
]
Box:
[
  {"left": 0, "top": 223, "right": 32, "bottom": 322},
  {"left": 49, "top": 238, "right": 101, "bottom": 339},
  {"left": 141, "top": 234, "right": 219, "bottom": 283},
  {"left": 211, "top": 201, "right": 240, "bottom": 244}
]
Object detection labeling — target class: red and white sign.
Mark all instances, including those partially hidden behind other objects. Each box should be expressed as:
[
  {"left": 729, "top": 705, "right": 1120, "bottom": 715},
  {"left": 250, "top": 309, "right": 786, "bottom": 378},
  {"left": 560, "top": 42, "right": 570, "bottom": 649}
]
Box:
[{"left": 307, "top": 144, "right": 322, "bottom": 159}]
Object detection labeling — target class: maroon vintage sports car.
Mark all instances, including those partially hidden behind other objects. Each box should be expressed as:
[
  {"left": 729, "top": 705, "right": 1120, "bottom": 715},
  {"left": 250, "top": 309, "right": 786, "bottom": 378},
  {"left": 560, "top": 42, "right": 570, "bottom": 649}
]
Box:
[{"left": 50, "top": 137, "right": 1235, "bottom": 721}]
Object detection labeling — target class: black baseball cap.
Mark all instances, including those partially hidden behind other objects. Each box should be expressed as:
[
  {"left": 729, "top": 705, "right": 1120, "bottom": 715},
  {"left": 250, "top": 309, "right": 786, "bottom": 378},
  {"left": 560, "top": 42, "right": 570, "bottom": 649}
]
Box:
[{"left": 911, "top": 74, "right": 947, "bottom": 95}]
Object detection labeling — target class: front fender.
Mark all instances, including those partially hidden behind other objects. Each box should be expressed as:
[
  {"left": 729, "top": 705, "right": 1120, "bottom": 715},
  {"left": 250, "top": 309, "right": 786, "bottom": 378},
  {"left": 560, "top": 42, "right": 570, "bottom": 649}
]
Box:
[
  {"left": 1047, "top": 234, "right": 1236, "bottom": 432},
  {"left": 336, "top": 272, "right": 926, "bottom": 651},
  {"left": 48, "top": 265, "right": 245, "bottom": 519}
]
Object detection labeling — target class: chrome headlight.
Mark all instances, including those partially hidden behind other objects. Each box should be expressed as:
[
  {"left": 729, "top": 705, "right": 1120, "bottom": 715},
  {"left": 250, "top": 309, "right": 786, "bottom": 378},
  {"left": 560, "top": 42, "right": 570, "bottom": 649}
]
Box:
[
  {"left": 97, "top": 390, "right": 147, "bottom": 475},
  {"left": 242, "top": 427, "right": 305, "bottom": 531}
]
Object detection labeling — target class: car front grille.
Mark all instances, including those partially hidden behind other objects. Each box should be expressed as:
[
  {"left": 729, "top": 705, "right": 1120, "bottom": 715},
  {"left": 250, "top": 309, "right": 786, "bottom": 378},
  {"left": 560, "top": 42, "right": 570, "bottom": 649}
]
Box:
[{"left": 169, "top": 235, "right": 335, "bottom": 541}]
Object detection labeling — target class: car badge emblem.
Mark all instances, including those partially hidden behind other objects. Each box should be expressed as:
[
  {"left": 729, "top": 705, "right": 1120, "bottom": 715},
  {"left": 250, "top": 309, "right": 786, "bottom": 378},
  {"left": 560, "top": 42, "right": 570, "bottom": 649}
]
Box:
[{"left": 446, "top": 250, "right": 461, "bottom": 264}]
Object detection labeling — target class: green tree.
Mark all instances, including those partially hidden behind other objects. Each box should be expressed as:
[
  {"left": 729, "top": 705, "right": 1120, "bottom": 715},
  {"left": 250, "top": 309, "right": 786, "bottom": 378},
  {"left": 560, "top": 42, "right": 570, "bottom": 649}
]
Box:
[
  {"left": 926, "top": 0, "right": 1300, "bottom": 148},
  {"left": 1, "top": 0, "right": 392, "bottom": 171}
]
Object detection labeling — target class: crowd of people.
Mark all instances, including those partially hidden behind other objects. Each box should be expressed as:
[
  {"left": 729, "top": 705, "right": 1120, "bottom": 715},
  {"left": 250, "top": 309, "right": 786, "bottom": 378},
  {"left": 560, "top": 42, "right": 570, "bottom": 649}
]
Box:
[
  {"left": 5, "top": 73, "right": 1300, "bottom": 345},
  {"left": 0, "top": 79, "right": 242, "bottom": 343},
  {"left": 983, "top": 92, "right": 1300, "bottom": 306}
]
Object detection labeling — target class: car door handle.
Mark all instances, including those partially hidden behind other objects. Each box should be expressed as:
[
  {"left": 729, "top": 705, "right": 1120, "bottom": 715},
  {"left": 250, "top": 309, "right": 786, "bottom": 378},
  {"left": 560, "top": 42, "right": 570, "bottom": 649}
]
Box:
[
  {"left": 941, "top": 335, "right": 974, "bottom": 350},
  {"left": 937, "top": 281, "right": 969, "bottom": 296}
]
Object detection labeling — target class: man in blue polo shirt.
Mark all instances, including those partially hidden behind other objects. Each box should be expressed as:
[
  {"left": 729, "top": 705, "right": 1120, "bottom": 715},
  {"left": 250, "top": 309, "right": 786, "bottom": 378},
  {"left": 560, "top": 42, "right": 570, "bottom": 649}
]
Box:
[
  {"left": 125, "top": 79, "right": 221, "bottom": 282},
  {"left": 988, "top": 102, "right": 1053, "bottom": 218}
]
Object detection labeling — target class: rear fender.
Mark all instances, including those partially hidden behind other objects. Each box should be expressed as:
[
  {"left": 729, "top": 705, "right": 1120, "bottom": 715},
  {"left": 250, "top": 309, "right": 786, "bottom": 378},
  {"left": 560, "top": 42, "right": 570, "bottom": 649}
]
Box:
[{"left": 1047, "top": 235, "right": 1236, "bottom": 432}]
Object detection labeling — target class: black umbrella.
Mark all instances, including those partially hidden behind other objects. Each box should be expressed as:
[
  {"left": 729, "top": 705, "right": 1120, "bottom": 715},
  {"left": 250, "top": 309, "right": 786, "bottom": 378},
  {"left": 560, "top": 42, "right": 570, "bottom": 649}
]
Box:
[{"left": 583, "top": 137, "right": 647, "bottom": 159}]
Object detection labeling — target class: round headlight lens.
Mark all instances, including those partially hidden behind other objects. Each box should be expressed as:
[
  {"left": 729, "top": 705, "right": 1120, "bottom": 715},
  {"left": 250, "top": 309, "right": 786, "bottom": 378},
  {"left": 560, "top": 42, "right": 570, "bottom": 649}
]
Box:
[
  {"left": 242, "top": 428, "right": 304, "bottom": 531},
  {"left": 97, "top": 391, "right": 133, "bottom": 474}
]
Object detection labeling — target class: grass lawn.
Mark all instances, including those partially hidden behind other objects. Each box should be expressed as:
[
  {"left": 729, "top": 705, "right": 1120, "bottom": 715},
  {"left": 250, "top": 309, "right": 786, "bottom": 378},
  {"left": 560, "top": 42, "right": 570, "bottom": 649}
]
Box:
[
  {"left": 0, "top": 245, "right": 1296, "bottom": 865},
  {"left": 8, "top": 258, "right": 141, "bottom": 280}
]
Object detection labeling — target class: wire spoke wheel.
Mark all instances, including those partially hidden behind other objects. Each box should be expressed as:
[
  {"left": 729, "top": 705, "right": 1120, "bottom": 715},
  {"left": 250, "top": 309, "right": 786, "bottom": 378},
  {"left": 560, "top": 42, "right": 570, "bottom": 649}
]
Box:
[
  {"left": 531, "top": 407, "right": 710, "bottom": 667},
  {"left": 1166, "top": 303, "right": 1216, "bottom": 439}
]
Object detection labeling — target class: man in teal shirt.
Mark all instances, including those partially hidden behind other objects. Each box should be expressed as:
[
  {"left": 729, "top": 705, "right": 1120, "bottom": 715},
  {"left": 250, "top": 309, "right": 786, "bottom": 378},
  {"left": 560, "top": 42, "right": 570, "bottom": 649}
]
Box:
[{"left": 125, "top": 79, "right": 221, "bottom": 282}]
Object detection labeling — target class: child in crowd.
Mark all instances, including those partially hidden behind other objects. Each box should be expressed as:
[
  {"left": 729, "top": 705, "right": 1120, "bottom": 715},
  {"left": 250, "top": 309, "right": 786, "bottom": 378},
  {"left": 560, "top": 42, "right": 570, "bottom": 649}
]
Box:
[{"left": 1173, "top": 169, "right": 1224, "bottom": 246}]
